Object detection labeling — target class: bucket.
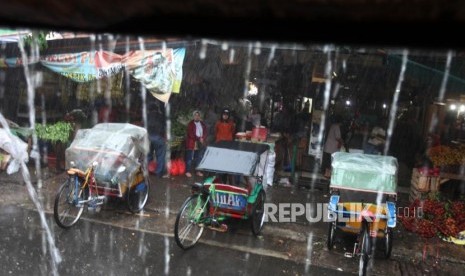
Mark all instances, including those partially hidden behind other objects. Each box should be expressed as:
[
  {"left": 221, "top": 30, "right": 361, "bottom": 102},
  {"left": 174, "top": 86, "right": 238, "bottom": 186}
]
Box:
[{"left": 252, "top": 126, "right": 268, "bottom": 142}]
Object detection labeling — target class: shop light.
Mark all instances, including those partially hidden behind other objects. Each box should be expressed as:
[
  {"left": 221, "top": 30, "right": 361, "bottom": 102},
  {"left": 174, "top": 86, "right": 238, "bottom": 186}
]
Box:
[
  {"left": 450, "top": 104, "right": 457, "bottom": 110},
  {"left": 248, "top": 83, "right": 258, "bottom": 95},
  {"left": 345, "top": 100, "right": 351, "bottom": 106},
  {"left": 383, "top": 103, "right": 387, "bottom": 109},
  {"left": 460, "top": 105, "right": 465, "bottom": 112}
]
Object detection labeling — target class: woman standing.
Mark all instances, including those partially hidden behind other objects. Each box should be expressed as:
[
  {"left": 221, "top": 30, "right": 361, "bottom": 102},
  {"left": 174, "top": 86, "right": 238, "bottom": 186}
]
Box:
[{"left": 185, "top": 110, "right": 207, "bottom": 177}]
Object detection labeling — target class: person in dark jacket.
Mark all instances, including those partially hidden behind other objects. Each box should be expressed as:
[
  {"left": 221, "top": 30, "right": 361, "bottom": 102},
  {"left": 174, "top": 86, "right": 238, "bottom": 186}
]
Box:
[
  {"left": 185, "top": 110, "right": 207, "bottom": 177},
  {"left": 147, "top": 101, "right": 169, "bottom": 178}
]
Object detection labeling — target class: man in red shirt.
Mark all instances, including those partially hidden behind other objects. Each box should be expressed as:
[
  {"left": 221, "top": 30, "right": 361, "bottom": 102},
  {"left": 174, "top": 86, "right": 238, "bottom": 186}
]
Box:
[{"left": 215, "top": 108, "right": 236, "bottom": 142}]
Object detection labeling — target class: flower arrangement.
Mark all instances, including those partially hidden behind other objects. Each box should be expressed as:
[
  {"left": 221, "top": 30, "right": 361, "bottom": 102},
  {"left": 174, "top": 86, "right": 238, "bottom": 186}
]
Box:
[{"left": 399, "top": 196, "right": 465, "bottom": 240}]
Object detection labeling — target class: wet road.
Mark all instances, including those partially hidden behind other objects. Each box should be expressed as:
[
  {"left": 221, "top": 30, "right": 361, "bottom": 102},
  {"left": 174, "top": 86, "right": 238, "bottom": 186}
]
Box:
[
  {"left": 2, "top": 171, "right": 464, "bottom": 275},
  {"left": 0, "top": 204, "right": 349, "bottom": 276}
]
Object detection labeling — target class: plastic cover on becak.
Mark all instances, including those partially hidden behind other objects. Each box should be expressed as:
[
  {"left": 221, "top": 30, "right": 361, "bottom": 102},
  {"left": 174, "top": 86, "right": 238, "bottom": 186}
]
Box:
[
  {"left": 65, "top": 123, "right": 149, "bottom": 190},
  {"left": 330, "top": 152, "right": 398, "bottom": 194}
]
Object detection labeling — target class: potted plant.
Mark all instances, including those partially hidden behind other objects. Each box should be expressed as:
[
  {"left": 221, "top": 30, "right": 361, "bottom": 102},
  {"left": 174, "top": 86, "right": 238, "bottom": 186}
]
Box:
[{"left": 35, "top": 121, "right": 73, "bottom": 170}]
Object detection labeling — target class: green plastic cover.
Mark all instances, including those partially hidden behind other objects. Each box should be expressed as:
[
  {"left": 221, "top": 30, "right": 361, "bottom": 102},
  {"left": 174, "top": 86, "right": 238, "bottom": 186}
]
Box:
[{"left": 330, "top": 152, "right": 398, "bottom": 194}]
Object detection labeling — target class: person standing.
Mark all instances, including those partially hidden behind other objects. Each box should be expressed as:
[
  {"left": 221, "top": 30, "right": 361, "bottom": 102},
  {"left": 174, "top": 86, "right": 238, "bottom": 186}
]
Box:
[
  {"left": 147, "top": 101, "right": 169, "bottom": 178},
  {"left": 204, "top": 104, "right": 219, "bottom": 145},
  {"left": 185, "top": 110, "right": 207, "bottom": 177},
  {"left": 322, "top": 115, "right": 344, "bottom": 179},
  {"left": 215, "top": 108, "right": 236, "bottom": 142},
  {"left": 247, "top": 106, "right": 261, "bottom": 129},
  {"left": 364, "top": 120, "right": 387, "bottom": 155}
]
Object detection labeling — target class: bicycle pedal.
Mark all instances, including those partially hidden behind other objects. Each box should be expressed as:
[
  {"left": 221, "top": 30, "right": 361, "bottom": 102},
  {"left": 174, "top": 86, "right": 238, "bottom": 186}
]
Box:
[
  {"left": 208, "top": 224, "right": 228, "bottom": 233},
  {"left": 344, "top": 252, "right": 353, "bottom": 258}
]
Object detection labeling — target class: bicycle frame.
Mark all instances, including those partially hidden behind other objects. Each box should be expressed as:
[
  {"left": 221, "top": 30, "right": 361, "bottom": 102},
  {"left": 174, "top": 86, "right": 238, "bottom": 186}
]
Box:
[
  {"left": 190, "top": 183, "right": 226, "bottom": 226},
  {"left": 68, "top": 163, "right": 106, "bottom": 210}
]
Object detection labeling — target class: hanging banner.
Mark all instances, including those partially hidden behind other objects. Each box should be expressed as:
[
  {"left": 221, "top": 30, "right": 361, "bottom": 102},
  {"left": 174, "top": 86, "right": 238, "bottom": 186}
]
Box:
[
  {"left": 124, "top": 48, "right": 186, "bottom": 103},
  {"left": 125, "top": 48, "right": 185, "bottom": 93},
  {"left": 1, "top": 56, "right": 40, "bottom": 68},
  {"left": 1, "top": 47, "right": 186, "bottom": 103},
  {"left": 40, "top": 51, "right": 124, "bottom": 82}
]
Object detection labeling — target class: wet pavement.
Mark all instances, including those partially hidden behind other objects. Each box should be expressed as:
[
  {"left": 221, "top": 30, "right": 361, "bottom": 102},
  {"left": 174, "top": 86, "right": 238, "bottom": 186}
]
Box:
[
  {"left": 0, "top": 205, "right": 347, "bottom": 276},
  {"left": 1, "top": 166, "right": 465, "bottom": 275}
]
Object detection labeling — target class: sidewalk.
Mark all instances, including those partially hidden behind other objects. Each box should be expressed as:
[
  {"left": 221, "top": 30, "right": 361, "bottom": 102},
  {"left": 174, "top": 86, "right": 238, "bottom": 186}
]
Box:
[{"left": 1, "top": 166, "right": 465, "bottom": 275}]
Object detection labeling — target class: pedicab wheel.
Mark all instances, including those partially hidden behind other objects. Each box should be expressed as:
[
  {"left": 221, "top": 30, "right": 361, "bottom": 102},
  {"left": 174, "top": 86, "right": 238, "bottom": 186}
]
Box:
[
  {"left": 54, "top": 178, "right": 85, "bottom": 229},
  {"left": 359, "top": 220, "right": 372, "bottom": 276},
  {"left": 174, "top": 194, "right": 207, "bottom": 249},
  {"left": 127, "top": 171, "right": 150, "bottom": 213},
  {"left": 327, "top": 221, "right": 337, "bottom": 250},
  {"left": 384, "top": 228, "right": 393, "bottom": 259},
  {"left": 251, "top": 189, "right": 266, "bottom": 236}
]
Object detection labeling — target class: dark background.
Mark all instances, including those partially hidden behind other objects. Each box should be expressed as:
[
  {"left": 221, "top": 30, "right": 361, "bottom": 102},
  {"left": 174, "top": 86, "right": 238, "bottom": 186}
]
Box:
[{"left": 0, "top": 0, "right": 463, "bottom": 48}]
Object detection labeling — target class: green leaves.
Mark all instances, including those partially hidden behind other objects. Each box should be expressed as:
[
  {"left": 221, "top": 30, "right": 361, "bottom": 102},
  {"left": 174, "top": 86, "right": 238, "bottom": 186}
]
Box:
[
  {"left": 22, "top": 31, "right": 50, "bottom": 52},
  {"left": 35, "top": 121, "right": 72, "bottom": 144}
]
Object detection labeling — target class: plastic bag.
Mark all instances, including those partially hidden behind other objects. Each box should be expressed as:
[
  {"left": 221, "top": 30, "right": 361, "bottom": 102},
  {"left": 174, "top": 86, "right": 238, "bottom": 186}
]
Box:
[
  {"left": 0, "top": 130, "right": 29, "bottom": 175},
  {"left": 148, "top": 160, "right": 157, "bottom": 174},
  {"left": 265, "top": 151, "right": 276, "bottom": 186},
  {"left": 177, "top": 158, "right": 186, "bottom": 174},
  {"left": 6, "top": 159, "right": 20, "bottom": 175}
]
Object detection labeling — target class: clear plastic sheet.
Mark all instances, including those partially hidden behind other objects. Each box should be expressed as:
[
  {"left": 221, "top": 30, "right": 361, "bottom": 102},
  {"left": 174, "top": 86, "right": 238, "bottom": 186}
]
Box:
[
  {"left": 0, "top": 128, "right": 29, "bottom": 174},
  {"left": 65, "top": 123, "right": 149, "bottom": 190}
]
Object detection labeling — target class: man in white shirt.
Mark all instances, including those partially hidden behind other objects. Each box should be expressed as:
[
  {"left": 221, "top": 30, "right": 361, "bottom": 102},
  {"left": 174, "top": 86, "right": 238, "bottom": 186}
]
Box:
[{"left": 364, "top": 124, "right": 386, "bottom": 155}]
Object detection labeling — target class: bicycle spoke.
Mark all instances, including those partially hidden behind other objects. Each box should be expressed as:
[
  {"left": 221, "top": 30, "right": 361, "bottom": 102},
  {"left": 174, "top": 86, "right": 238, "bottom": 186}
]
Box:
[
  {"left": 174, "top": 195, "right": 206, "bottom": 249},
  {"left": 178, "top": 223, "right": 195, "bottom": 242}
]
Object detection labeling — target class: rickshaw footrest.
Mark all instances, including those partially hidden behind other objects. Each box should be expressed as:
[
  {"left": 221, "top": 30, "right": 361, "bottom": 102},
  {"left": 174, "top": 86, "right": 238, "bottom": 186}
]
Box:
[{"left": 207, "top": 224, "right": 228, "bottom": 232}]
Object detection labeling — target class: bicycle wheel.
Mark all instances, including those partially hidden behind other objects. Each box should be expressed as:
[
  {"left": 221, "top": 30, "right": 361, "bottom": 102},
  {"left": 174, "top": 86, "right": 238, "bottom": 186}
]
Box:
[
  {"left": 359, "top": 220, "right": 372, "bottom": 276},
  {"left": 127, "top": 170, "right": 150, "bottom": 213},
  {"left": 250, "top": 189, "right": 266, "bottom": 236},
  {"left": 327, "top": 221, "right": 337, "bottom": 250},
  {"left": 384, "top": 227, "right": 393, "bottom": 259},
  {"left": 174, "top": 194, "right": 207, "bottom": 249},
  {"left": 54, "top": 178, "right": 85, "bottom": 229}
]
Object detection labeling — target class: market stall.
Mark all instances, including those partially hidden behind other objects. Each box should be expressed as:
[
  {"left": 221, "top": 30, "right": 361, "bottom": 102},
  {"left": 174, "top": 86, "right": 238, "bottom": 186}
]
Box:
[
  {"left": 410, "top": 143, "right": 465, "bottom": 201},
  {"left": 401, "top": 138, "right": 465, "bottom": 247},
  {"left": 234, "top": 127, "right": 278, "bottom": 186}
]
